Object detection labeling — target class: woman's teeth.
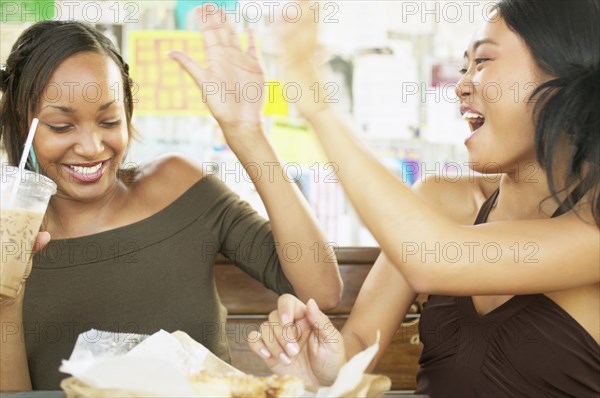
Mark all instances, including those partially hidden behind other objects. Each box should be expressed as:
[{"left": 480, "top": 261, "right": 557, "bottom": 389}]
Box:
[
  {"left": 462, "top": 112, "right": 485, "bottom": 131},
  {"left": 70, "top": 163, "right": 102, "bottom": 174},
  {"left": 462, "top": 111, "right": 484, "bottom": 120}
]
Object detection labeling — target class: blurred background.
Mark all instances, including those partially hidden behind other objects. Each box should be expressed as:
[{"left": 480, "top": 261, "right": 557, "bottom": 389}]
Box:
[{"left": 1, "top": 0, "right": 495, "bottom": 245}]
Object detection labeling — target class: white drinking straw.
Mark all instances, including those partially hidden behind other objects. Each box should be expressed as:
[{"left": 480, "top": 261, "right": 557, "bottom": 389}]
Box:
[
  {"left": 8, "top": 118, "right": 40, "bottom": 206},
  {"left": 19, "top": 118, "right": 39, "bottom": 172}
]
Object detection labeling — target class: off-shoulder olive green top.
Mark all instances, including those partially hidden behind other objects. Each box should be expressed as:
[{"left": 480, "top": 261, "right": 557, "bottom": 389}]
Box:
[{"left": 24, "top": 175, "right": 295, "bottom": 389}]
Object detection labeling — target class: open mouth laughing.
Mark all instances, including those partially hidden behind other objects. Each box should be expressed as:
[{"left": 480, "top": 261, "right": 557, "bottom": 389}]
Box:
[
  {"left": 460, "top": 104, "right": 486, "bottom": 143},
  {"left": 462, "top": 111, "right": 485, "bottom": 132}
]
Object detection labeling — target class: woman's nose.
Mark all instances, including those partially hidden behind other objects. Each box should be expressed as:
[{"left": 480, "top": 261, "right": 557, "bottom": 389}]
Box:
[
  {"left": 455, "top": 71, "right": 475, "bottom": 100},
  {"left": 73, "top": 129, "right": 104, "bottom": 158}
]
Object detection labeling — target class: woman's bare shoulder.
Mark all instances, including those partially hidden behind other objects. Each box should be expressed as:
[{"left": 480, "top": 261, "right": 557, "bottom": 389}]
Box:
[
  {"left": 125, "top": 154, "right": 206, "bottom": 211},
  {"left": 412, "top": 172, "right": 501, "bottom": 224}
]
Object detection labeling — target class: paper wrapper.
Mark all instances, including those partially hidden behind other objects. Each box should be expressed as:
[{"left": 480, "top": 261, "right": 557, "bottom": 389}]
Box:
[{"left": 59, "top": 329, "right": 391, "bottom": 398}]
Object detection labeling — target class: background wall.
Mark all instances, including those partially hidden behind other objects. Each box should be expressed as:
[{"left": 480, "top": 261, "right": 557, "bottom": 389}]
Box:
[{"left": 1, "top": 0, "right": 495, "bottom": 245}]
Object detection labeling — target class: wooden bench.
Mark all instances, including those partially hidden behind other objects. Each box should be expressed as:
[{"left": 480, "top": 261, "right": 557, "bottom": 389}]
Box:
[{"left": 215, "top": 247, "right": 423, "bottom": 390}]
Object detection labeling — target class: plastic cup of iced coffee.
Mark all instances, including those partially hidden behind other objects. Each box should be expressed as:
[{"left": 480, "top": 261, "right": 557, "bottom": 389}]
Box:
[{"left": 1, "top": 165, "right": 56, "bottom": 300}]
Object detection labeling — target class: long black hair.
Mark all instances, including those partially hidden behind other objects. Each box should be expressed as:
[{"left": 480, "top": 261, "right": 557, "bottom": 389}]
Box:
[
  {"left": 0, "top": 20, "right": 135, "bottom": 169},
  {"left": 494, "top": 0, "right": 600, "bottom": 226}
]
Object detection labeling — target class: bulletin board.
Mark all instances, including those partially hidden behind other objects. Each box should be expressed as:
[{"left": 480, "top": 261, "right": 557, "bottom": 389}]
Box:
[{"left": 127, "top": 30, "right": 287, "bottom": 116}]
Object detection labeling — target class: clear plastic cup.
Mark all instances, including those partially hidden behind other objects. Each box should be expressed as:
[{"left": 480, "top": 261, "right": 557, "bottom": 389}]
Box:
[{"left": 1, "top": 165, "right": 57, "bottom": 300}]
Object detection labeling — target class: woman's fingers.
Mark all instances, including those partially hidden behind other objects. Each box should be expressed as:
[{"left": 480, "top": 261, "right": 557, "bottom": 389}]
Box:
[
  {"left": 194, "top": 4, "right": 240, "bottom": 50},
  {"left": 168, "top": 51, "right": 207, "bottom": 86},
  {"left": 277, "top": 0, "right": 318, "bottom": 59},
  {"left": 23, "top": 231, "right": 51, "bottom": 280},
  {"left": 246, "top": 29, "right": 257, "bottom": 60},
  {"left": 248, "top": 330, "right": 282, "bottom": 368},
  {"left": 33, "top": 231, "right": 50, "bottom": 253},
  {"left": 248, "top": 306, "right": 314, "bottom": 367},
  {"left": 306, "top": 298, "right": 340, "bottom": 348},
  {"left": 250, "top": 316, "right": 292, "bottom": 366},
  {"left": 169, "top": 4, "right": 240, "bottom": 84},
  {"left": 270, "top": 309, "right": 303, "bottom": 364},
  {"left": 277, "top": 293, "right": 307, "bottom": 326},
  {"left": 306, "top": 298, "right": 328, "bottom": 325}
]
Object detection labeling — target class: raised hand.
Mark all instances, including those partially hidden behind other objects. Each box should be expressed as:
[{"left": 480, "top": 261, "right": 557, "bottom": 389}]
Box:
[
  {"left": 247, "top": 295, "right": 346, "bottom": 391},
  {"left": 275, "top": 0, "right": 328, "bottom": 116},
  {"left": 169, "top": 4, "right": 265, "bottom": 132}
]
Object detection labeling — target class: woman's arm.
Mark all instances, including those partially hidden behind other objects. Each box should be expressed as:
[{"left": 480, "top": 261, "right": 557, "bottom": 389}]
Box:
[
  {"left": 223, "top": 124, "right": 343, "bottom": 308},
  {"left": 306, "top": 110, "right": 599, "bottom": 295},
  {"left": 341, "top": 251, "right": 417, "bottom": 371},
  {"left": 276, "top": 1, "right": 599, "bottom": 296},
  {"left": 168, "top": 5, "right": 342, "bottom": 308},
  {"left": 341, "top": 179, "right": 434, "bottom": 368},
  {"left": 1, "top": 233, "right": 49, "bottom": 391},
  {"left": 0, "top": 292, "right": 32, "bottom": 391}
]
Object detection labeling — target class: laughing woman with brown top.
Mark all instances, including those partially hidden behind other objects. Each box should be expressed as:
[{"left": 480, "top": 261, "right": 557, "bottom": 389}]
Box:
[{"left": 247, "top": 0, "right": 600, "bottom": 396}]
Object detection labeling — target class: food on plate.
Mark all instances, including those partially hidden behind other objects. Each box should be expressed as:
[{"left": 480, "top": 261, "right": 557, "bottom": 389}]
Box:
[{"left": 189, "top": 370, "right": 304, "bottom": 397}]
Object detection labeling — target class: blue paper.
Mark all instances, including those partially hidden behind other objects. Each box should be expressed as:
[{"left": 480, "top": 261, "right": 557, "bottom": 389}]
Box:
[{"left": 176, "top": 0, "right": 239, "bottom": 29}]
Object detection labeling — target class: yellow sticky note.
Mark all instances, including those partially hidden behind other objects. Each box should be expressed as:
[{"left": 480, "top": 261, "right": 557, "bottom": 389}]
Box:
[{"left": 270, "top": 117, "right": 326, "bottom": 164}]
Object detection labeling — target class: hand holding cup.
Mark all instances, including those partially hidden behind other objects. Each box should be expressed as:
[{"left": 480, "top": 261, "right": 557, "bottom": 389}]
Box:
[{"left": 1, "top": 166, "right": 56, "bottom": 301}]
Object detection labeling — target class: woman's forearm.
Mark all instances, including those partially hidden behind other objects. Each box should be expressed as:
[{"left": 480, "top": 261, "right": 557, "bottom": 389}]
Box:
[
  {"left": 340, "top": 252, "right": 418, "bottom": 372},
  {"left": 0, "top": 289, "right": 32, "bottom": 391},
  {"left": 222, "top": 122, "right": 343, "bottom": 309},
  {"left": 303, "top": 109, "right": 453, "bottom": 285},
  {"left": 302, "top": 107, "right": 600, "bottom": 295}
]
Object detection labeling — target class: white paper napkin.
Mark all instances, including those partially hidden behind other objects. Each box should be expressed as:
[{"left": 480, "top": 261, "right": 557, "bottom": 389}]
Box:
[{"left": 60, "top": 329, "right": 382, "bottom": 397}]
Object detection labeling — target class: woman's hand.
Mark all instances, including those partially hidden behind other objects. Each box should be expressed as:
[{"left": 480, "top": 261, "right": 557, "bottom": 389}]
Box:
[
  {"left": 171, "top": 3, "right": 344, "bottom": 307},
  {"left": 0, "top": 232, "right": 49, "bottom": 307},
  {"left": 275, "top": 0, "right": 329, "bottom": 116},
  {"left": 33, "top": 231, "right": 50, "bottom": 252},
  {"left": 248, "top": 294, "right": 346, "bottom": 391},
  {"left": 169, "top": 4, "right": 265, "bottom": 133},
  {"left": 23, "top": 232, "right": 50, "bottom": 280},
  {"left": 20, "top": 231, "right": 50, "bottom": 287}
]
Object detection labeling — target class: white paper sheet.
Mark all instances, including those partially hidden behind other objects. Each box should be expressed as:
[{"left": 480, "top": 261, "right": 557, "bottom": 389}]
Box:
[{"left": 60, "top": 329, "right": 382, "bottom": 397}]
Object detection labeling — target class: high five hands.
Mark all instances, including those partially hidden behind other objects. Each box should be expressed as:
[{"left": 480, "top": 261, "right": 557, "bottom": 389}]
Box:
[
  {"left": 169, "top": 4, "right": 265, "bottom": 133},
  {"left": 170, "top": 1, "right": 328, "bottom": 126}
]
